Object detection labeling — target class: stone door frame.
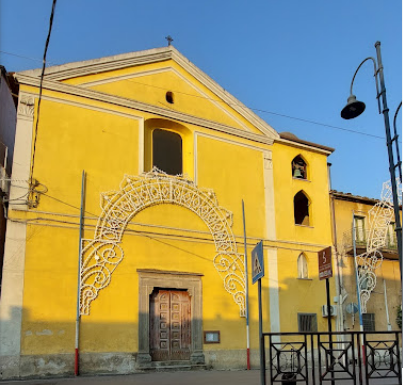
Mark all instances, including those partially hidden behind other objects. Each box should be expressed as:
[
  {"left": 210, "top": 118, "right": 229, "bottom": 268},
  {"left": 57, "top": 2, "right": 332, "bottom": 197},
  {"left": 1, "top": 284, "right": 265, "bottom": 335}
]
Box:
[{"left": 137, "top": 269, "right": 204, "bottom": 365}]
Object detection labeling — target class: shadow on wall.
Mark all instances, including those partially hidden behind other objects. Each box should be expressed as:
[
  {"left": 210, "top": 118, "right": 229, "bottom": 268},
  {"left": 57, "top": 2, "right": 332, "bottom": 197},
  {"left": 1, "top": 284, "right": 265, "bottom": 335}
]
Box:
[
  {"left": 0, "top": 265, "right": 401, "bottom": 380},
  {"left": 0, "top": 303, "right": 267, "bottom": 379},
  {"left": 278, "top": 269, "right": 402, "bottom": 334}
]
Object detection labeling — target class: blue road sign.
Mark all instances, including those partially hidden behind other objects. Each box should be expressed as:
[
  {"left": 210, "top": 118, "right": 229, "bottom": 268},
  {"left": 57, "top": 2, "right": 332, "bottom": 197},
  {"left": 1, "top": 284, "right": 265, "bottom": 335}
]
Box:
[{"left": 252, "top": 241, "right": 264, "bottom": 284}]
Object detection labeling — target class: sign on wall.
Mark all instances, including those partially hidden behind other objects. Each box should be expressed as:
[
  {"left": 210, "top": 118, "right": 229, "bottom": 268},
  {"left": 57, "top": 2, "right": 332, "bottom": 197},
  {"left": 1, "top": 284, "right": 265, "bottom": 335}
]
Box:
[{"left": 318, "top": 246, "right": 333, "bottom": 280}]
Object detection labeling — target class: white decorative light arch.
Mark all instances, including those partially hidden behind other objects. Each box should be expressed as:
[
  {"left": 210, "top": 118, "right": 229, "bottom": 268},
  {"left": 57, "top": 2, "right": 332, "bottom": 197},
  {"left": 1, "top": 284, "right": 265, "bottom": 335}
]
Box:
[
  {"left": 80, "top": 168, "right": 246, "bottom": 317},
  {"left": 355, "top": 179, "right": 402, "bottom": 313}
]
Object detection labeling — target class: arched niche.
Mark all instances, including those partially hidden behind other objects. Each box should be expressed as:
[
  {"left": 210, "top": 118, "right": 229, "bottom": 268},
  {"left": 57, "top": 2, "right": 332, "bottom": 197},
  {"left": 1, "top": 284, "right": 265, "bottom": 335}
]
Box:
[{"left": 144, "top": 119, "right": 193, "bottom": 176}]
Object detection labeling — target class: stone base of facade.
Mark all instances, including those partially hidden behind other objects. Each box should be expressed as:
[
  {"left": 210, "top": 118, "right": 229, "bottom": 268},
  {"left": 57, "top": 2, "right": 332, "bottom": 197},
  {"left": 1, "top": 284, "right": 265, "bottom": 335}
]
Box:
[
  {"left": 0, "top": 350, "right": 259, "bottom": 379},
  {"left": 0, "top": 352, "right": 137, "bottom": 379},
  {"left": 0, "top": 355, "right": 21, "bottom": 380},
  {"left": 204, "top": 349, "right": 261, "bottom": 370}
]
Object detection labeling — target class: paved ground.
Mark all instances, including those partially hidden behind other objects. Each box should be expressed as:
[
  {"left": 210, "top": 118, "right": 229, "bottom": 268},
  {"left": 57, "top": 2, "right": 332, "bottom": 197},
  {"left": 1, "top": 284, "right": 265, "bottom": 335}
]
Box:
[
  {"left": 1, "top": 371, "right": 256, "bottom": 385},
  {"left": 0, "top": 370, "right": 401, "bottom": 385}
]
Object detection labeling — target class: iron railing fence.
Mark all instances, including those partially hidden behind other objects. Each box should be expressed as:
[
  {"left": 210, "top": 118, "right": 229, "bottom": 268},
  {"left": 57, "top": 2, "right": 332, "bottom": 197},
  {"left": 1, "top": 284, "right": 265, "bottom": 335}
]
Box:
[{"left": 262, "top": 330, "right": 401, "bottom": 385}]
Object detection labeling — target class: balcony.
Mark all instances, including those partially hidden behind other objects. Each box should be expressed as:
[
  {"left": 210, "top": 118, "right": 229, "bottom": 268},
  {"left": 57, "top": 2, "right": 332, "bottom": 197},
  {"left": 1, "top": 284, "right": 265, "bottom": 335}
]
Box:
[{"left": 341, "top": 228, "right": 398, "bottom": 259}]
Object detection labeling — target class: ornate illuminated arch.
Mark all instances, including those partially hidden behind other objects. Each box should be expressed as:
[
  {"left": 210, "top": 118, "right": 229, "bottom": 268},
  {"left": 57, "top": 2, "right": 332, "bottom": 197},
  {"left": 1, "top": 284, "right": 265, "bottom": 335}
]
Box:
[
  {"left": 80, "top": 168, "right": 246, "bottom": 317},
  {"left": 355, "top": 179, "right": 402, "bottom": 313}
]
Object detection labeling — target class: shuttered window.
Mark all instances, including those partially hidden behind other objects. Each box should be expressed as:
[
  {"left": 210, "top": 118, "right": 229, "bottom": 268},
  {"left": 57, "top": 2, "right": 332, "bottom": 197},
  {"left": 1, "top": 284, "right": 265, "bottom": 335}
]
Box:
[
  {"left": 354, "top": 216, "right": 366, "bottom": 244},
  {"left": 298, "top": 313, "right": 317, "bottom": 332},
  {"left": 362, "top": 313, "right": 375, "bottom": 332}
]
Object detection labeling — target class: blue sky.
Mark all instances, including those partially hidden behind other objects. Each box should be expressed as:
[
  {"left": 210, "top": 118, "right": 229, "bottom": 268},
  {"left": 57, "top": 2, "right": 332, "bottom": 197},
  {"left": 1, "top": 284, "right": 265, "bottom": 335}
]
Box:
[{"left": 1, "top": 0, "right": 401, "bottom": 199}]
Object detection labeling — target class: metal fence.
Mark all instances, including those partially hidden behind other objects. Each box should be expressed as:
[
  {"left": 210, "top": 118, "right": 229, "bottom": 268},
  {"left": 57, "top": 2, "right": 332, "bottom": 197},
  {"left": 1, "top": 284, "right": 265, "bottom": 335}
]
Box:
[{"left": 262, "top": 331, "right": 401, "bottom": 385}]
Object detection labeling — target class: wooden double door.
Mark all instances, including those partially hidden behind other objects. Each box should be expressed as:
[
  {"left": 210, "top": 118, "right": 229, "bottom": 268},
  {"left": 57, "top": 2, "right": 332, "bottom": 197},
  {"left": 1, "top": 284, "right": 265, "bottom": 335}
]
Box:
[{"left": 149, "top": 289, "right": 191, "bottom": 361}]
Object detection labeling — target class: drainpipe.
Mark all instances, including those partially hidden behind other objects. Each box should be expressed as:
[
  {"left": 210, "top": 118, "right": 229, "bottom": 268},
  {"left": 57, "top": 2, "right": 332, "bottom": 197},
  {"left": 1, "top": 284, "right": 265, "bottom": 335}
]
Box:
[{"left": 383, "top": 279, "right": 392, "bottom": 331}]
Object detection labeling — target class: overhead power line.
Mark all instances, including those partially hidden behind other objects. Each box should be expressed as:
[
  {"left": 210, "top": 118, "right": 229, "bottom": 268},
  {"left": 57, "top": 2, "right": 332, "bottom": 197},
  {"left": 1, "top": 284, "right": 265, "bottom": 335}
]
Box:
[
  {"left": 0, "top": 50, "right": 58, "bottom": 66},
  {"left": 29, "top": 0, "right": 58, "bottom": 185},
  {"left": 123, "top": 77, "right": 400, "bottom": 142},
  {"left": 3, "top": 47, "right": 401, "bottom": 143}
]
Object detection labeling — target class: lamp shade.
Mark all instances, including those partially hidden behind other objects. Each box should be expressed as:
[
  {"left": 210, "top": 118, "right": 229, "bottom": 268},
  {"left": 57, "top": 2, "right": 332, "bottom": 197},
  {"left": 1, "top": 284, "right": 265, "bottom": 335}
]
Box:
[{"left": 341, "top": 95, "right": 366, "bottom": 120}]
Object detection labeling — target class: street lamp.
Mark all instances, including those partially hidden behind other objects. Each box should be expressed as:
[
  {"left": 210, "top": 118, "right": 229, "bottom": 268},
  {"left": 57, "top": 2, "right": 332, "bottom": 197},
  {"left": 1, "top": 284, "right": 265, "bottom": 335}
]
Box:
[{"left": 341, "top": 41, "right": 402, "bottom": 279}]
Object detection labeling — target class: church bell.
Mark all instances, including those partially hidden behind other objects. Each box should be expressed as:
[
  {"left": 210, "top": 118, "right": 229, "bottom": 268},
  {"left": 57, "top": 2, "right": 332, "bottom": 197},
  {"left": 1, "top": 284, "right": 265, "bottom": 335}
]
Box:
[{"left": 293, "top": 168, "right": 304, "bottom": 178}]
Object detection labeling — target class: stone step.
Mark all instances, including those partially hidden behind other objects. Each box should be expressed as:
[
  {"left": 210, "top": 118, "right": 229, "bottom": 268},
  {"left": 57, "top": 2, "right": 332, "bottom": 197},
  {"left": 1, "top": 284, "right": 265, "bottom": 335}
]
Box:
[{"left": 138, "top": 360, "right": 208, "bottom": 371}]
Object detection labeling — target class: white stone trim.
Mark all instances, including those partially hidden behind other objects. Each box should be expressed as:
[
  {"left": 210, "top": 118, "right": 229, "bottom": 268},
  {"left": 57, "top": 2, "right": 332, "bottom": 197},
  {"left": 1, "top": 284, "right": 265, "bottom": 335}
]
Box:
[
  {"left": 16, "top": 74, "right": 274, "bottom": 146},
  {"left": 267, "top": 248, "right": 280, "bottom": 340},
  {"left": 195, "top": 131, "right": 266, "bottom": 152},
  {"left": 194, "top": 132, "right": 198, "bottom": 185},
  {"left": 22, "top": 92, "right": 144, "bottom": 122},
  {"left": 16, "top": 46, "right": 278, "bottom": 139},
  {"left": 0, "top": 91, "right": 34, "bottom": 377},
  {"left": 275, "top": 138, "right": 333, "bottom": 156},
  {"left": 263, "top": 150, "right": 276, "bottom": 240},
  {"left": 170, "top": 47, "right": 278, "bottom": 139},
  {"left": 138, "top": 117, "right": 145, "bottom": 174},
  {"left": 10, "top": 92, "right": 35, "bottom": 207},
  {"left": 18, "top": 47, "right": 173, "bottom": 79},
  {"left": 262, "top": 149, "right": 280, "bottom": 338},
  {"left": 0, "top": 220, "right": 28, "bottom": 378},
  {"left": 80, "top": 67, "right": 172, "bottom": 87}
]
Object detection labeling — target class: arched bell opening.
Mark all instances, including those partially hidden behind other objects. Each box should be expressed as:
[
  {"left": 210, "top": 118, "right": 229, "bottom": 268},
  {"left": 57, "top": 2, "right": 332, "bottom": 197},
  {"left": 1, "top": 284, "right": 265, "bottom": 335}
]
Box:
[
  {"left": 292, "top": 155, "right": 308, "bottom": 180},
  {"left": 294, "top": 190, "right": 310, "bottom": 226}
]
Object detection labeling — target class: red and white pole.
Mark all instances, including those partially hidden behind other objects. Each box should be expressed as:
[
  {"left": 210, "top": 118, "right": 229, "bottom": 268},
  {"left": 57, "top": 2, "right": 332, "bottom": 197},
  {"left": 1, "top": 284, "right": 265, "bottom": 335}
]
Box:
[{"left": 75, "top": 171, "right": 85, "bottom": 375}]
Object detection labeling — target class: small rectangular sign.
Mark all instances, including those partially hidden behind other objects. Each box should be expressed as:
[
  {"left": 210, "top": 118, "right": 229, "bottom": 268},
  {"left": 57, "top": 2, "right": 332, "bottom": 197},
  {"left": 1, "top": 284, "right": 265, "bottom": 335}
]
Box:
[
  {"left": 252, "top": 241, "right": 264, "bottom": 284},
  {"left": 318, "top": 246, "right": 333, "bottom": 280},
  {"left": 204, "top": 331, "right": 220, "bottom": 344}
]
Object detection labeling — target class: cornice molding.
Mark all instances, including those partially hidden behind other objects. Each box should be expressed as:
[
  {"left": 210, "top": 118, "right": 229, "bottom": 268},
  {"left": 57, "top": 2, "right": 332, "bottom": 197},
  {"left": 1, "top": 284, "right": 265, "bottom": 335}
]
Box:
[
  {"left": 170, "top": 49, "right": 278, "bottom": 139},
  {"left": 17, "top": 48, "right": 173, "bottom": 80},
  {"left": 15, "top": 74, "right": 274, "bottom": 145},
  {"left": 16, "top": 46, "right": 278, "bottom": 140},
  {"left": 275, "top": 137, "right": 333, "bottom": 156}
]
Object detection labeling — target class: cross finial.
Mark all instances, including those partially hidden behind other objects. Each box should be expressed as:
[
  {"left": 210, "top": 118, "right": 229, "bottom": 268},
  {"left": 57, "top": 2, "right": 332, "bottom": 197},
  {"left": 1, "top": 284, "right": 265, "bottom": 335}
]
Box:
[{"left": 165, "top": 35, "right": 173, "bottom": 46}]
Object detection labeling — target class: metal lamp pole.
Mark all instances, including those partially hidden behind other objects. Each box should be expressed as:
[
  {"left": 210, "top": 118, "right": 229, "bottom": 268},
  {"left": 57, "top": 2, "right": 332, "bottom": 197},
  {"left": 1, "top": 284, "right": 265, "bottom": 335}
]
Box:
[{"left": 341, "top": 41, "right": 402, "bottom": 280}]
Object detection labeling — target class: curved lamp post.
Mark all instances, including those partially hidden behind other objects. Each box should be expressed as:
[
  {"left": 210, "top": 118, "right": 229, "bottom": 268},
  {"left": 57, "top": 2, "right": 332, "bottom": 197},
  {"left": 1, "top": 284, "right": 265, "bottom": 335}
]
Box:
[{"left": 341, "top": 41, "right": 402, "bottom": 280}]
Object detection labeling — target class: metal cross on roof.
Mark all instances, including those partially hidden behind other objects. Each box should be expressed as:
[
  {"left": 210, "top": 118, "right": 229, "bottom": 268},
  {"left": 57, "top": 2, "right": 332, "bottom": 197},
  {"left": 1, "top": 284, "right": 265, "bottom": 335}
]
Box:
[{"left": 165, "top": 35, "right": 173, "bottom": 46}]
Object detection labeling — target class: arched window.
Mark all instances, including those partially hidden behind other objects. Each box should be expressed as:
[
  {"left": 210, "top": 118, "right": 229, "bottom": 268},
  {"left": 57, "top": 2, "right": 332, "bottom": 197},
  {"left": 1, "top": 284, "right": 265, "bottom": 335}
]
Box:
[
  {"left": 297, "top": 253, "right": 308, "bottom": 279},
  {"left": 153, "top": 129, "right": 182, "bottom": 175},
  {"left": 292, "top": 155, "right": 307, "bottom": 179},
  {"left": 294, "top": 191, "right": 310, "bottom": 225}
]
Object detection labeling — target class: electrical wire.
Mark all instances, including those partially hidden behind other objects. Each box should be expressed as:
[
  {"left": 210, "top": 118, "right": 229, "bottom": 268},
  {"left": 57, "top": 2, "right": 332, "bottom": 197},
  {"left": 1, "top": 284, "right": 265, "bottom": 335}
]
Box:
[
  {"left": 10, "top": 184, "right": 329, "bottom": 252},
  {"left": 122, "top": 77, "right": 400, "bottom": 142},
  {"left": 8, "top": 214, "right": 323, "bottom": 255},
  {"left": 29, "top": 0, "right": 58, "bottom": 186},
  {"left": 0, "top": 50, "right": 59, "bottom": 66},
  {"left": 4, "top": 46, "right": 400, "bottom": 142}
]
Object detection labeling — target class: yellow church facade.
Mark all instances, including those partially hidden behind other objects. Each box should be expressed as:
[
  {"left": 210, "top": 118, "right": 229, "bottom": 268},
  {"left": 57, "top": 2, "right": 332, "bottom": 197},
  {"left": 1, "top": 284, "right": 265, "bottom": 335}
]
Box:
[{"left": 0, "top": 47, "right": 336, "bottom": 378}]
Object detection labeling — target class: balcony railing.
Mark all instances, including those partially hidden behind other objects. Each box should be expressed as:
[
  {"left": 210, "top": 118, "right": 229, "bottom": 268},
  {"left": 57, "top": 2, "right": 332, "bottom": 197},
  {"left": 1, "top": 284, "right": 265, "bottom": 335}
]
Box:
[{"left": 341, "top": 228, "right": 398, "bottom": 255}]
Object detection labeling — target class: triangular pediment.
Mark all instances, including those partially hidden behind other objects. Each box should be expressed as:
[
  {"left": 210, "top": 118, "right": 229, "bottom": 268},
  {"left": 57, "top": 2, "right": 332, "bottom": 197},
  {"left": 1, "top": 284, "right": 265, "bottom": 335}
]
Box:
[{"left": 17, "top": 46, "right": 279, "bottom": 139}]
